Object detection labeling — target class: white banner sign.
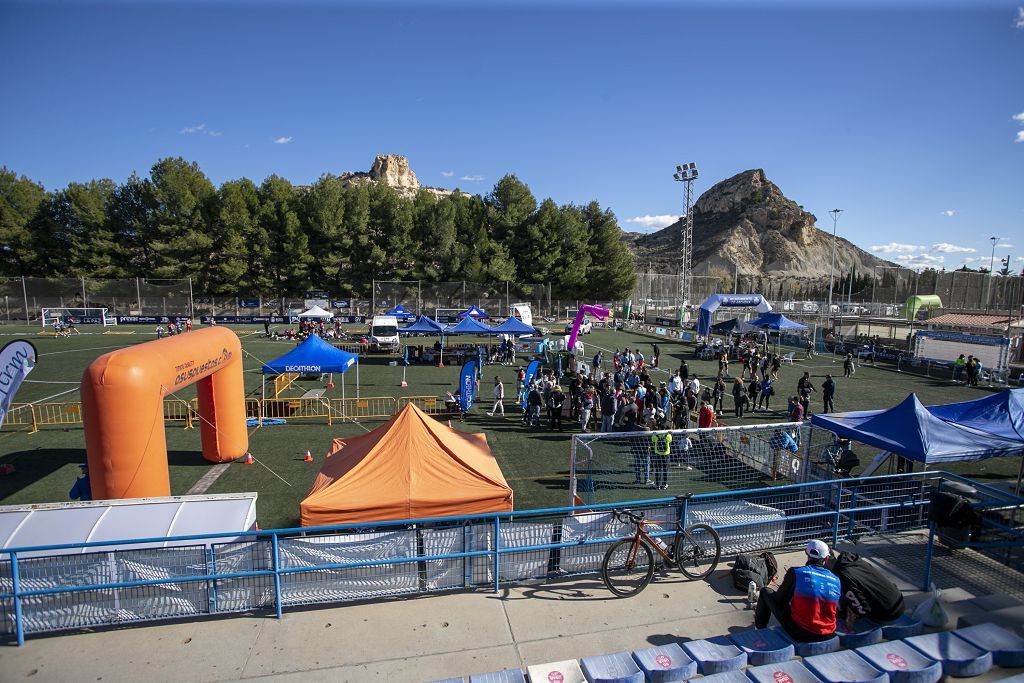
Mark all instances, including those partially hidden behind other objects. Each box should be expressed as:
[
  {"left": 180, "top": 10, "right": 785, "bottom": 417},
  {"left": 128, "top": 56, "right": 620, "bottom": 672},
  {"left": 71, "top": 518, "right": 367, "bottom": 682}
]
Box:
[
  {"left": 0, "top": 340, "right": 36, "bottom": 430},
  {"left": 512, "top": 303, "right": 533, "bottom": 328}
]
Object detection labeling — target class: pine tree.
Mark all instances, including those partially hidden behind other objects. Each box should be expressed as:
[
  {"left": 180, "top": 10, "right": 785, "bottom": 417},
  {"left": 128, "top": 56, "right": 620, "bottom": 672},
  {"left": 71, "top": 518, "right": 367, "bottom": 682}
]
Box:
[
  {"left": 582, "top": 201, "right": 635, "bottom": 299},
  {"left": 258, "top": 175, "right": 311, "bottom": 297},
  {"left": 0, "top": 167, "right": 46, "bottom": 275},
  {"left": 210, "top": 179, "right": 259, "bottom": 295},
  {"left": 147, "top": 158, "right": 216, "bottom": 283},
  {"left": 301, "top": 175, "right": 349, "bottom": 293}
]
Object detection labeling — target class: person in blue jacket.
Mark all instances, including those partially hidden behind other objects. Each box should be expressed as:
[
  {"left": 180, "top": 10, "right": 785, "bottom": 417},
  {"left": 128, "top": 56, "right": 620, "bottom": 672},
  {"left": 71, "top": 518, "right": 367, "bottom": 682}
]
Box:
[
  {"left": 754, "top": 540, "right": 841, "bottom": 642},
  {"left": 69, "top": 464, "right": 92, "bottom": 502}
]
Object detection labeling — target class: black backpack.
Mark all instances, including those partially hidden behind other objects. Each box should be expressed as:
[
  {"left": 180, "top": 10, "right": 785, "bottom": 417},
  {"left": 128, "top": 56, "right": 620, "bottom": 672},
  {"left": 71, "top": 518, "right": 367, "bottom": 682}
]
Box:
[{"left": 731, "top": 551, "right": 779, "bottom": 590}]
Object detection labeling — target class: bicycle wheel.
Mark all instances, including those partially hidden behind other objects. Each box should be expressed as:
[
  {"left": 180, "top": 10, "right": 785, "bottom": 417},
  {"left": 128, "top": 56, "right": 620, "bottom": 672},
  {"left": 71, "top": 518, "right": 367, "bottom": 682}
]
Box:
[
  {"left": 602, "top": 538, "right": 655, "bottom": 597},
  {"left": 674, "top": 523, "right": 721, "bottom": 580}
]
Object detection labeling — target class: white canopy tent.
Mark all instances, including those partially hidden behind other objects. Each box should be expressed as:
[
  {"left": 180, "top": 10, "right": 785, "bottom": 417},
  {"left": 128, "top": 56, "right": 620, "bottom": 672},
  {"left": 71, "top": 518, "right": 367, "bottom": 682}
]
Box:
[{"left": 298, "top": 305, "right": 334, "bottom": 319}]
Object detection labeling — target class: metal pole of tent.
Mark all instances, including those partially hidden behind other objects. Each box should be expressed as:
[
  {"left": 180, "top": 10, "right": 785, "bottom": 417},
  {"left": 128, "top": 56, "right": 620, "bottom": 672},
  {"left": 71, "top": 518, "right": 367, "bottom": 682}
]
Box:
[
  {"left": 1015, "top": 455, "right": 1023, "bottom": 496},
  {"left": 21, "top": 276, "right": 29, "bottom": 323},
  {"left": 356, "top": 359, "right": 360, "bottom": 398}
]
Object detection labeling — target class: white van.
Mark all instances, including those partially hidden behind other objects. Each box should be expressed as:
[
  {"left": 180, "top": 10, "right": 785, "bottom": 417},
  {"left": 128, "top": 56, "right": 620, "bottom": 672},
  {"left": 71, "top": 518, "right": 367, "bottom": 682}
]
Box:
[{"left": 370, "top": 315, "right": 400, "bottom": 350}]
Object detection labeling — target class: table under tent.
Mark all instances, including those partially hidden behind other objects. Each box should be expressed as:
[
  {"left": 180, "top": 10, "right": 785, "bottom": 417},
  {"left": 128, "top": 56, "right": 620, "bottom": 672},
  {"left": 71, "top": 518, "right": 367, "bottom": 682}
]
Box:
[{"left": 260, "top": 334, "right": 360, "bottom": 420}]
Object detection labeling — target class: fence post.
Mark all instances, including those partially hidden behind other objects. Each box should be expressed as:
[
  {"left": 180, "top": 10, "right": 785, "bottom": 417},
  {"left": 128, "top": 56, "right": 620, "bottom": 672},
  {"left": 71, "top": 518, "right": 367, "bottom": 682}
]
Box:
[
  {"left": 21, "top": 276, "right": 29, "bottom": 323},
  {"left": 29, "top": 405, "right": 38, "bottom": 434},
  {"left": 11, "top": 551, "right": 24, "bottom": 646},
  {"left": 136, "top": 277, "right": 142, "bottom": 313},
  {"left": 271, "top": 532, "right": 284, "bottom": 619},
  {"left": 832, "top": 480, "right": 843, "bottom": 547},
  {"left": 207, "top": 545, "right": 218, "bottom": 614},
  {"left": 921, "top": 523, "right": 936, "bottom": 591},
  {"left": 492, "top": 516, "right": 501, "bottom": 594},
  {"left": 81, "top": 277, "right": 87, "bottom": 306}
]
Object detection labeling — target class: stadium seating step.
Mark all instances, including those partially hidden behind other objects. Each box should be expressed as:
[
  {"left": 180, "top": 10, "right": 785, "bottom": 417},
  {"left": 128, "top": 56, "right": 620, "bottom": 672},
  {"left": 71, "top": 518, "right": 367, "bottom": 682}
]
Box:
[
  {"left": 631, "top": 643, "right": 698, "bottom": 682},
  {"left": 855, "top": 640, "right": 943, "bottom": 683},
  {"left": 990, "top": 675, "right": 1024, "bottom": 683},
  {"left": 746, "top": 660, "right": 825, "bottom": 683},
  {"left": 835, "top": 619, "right": 883, "bottom": 649},
  {"left": 774, "top": 629, "right": 840, "bottom": 657},
  {"left": 956, "top": 605, "right": 1024, "bottom": 634},
  {"left": 580, "top": 651, "right": 645, "bottom": 683},
  {"left": 903, "top": 632, "right": 993, "bottom": 678},
  {"left": 428, "top": 678, "right": 464, "bottom": 683},
  {"left": 953, "top": 623, "right": 1024, "bottom": 668},
  {"left": 681, "top": 639, "right": 748, "bottom": 675},
  {"left": 526, "top": 659, "right": 587, "bottom": 683},
  {"left": 729, "top": 628, "right": 795, "bottom": 666},
  {"left": 803, "top": 650, "right": 889, "bottom": 683},
  {"left": 879, "top": 615, "right": 923, "bottom": 641},
  {"left": 694, "top": 672, "right": 754, "bottom": 683},
  {"left": 469, "top": 668, "right": 526, "bottom": 683}
]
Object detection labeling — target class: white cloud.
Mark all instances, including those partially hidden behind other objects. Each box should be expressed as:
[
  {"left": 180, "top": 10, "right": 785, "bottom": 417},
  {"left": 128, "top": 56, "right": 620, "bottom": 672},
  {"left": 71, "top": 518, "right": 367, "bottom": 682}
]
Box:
[
  {"left": 625, "top": 214, "right": 682, "bottom": 230},
  {"left": 1016, "top": 256, "right": 1024, "bottom": 262},
  {"left": 896, "top": 253, "right": 945, "bottom": 268},
  {"left": 1014, "top": 112, "right": 1024, "bottom": 123},
  {"left": 939, "top": 209, "right": 956, "bottom": 217},
  {"left": 1016, "top": 130, "right": 1024, "bottom": 143},
  {"left": 207, "top": 130, "right": 223, "bottom": 137},
  {"left": 997, "top": 243, "right": 1015, "bottom": 248},
  {"left": 273, "top": 136, "right": 293, "bottom": 144},
  {"left": 931, "top": 243, "right": 976, "bottom": 253},
  {"left": 441, "top": 171, "right": 454, "bottom": 177},
  {"left": 460, "top": 174, "right": 484, "bottom": 182},
  {"left": 871, "top": 242, "right": 924, "bottom": 254},
  {"left": 1015, "top": 7, "right": 1024, "bottom": 29},
  {"left": 180, "top": 123, "right": 206, "bottom": 134}
]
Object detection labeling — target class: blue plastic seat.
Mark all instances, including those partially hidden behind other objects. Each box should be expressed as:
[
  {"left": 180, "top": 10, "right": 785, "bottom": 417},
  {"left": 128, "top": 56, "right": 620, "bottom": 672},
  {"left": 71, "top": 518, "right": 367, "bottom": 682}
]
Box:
[
  {"left": 774, "top": 628, "right": 840, "bottom": 657},
  {"left": 693, "top": 672, "right": 752, "bottom": 683},
  {"left": 681, "top": 639, "right": 748, "bottom": 675},
  {"left": 469, "top": 668, "right": 526, "bottom": 683},
  {"left": 989, "top": 675, "right": 1024, "bottom": 683},
  {"left": 804, "top": 650, "right": 889, "bottom": 683},
  {"left": 580, "top": 651, "right": 644, "bottom": 683},
  {"left": 904, "top": 632, "right": 993, "bottom": 678},
  {"left": 527, "top": 660, "right": 586, "bottom": 683},
  {"left": 835, "top": 620, "right": 883, "bottom": 649},
  {"left": 954, "top": 623, "right": 1024, "bottom": 668},
  {"left": 631, "top": 643, "right": 697, "bottom": 682},
  {"left": 746, "top": 660, "right": 825, "bottom": 683},
  {"left": 729, "top": 628, "right": 795, "bottom": 665},
  {"left": 879, "top": 615, "right": 922, "bottom": 640},
  {"left": 429, "top": 678, "right": 465, "bottom": 683},
  {"left": 855, "top": 640, "right": 942, "bottom": 683}
]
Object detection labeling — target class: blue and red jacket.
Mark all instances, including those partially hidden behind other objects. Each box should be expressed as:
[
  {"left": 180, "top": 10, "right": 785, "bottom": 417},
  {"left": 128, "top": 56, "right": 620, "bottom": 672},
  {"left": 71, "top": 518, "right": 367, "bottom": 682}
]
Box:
[{"left": 788, "top": 565, "right": 841, "bottom": 635}]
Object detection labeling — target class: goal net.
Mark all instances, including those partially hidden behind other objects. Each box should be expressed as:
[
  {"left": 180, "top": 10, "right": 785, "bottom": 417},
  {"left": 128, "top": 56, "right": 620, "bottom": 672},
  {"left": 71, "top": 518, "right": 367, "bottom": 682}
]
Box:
[
  {"left": 569, "top": 422, "right": 831, "bottom": 506},
  {"left": 41, "top": 307, "right": 114, "bottom": 327},
  {"left": 914, "top": 330, "right": 1009, "bottom": 374}
]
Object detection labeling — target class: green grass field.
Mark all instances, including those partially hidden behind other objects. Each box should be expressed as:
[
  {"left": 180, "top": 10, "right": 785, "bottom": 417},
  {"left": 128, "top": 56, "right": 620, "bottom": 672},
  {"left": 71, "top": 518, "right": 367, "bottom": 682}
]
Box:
[{"left": 0, "top": 323, "right": 1016, "bottom": 530}]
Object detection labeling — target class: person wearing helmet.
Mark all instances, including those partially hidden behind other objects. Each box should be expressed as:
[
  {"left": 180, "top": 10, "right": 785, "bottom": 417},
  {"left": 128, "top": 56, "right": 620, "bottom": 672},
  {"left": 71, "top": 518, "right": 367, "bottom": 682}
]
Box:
[{"left": 753, "top": 540, "right": 841, "bottom": 642}]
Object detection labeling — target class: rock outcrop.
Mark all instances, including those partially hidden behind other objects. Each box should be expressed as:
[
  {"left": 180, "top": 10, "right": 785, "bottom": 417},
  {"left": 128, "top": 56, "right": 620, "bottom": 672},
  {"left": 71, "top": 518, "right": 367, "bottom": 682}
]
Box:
[
  {"left": 338, "top": 154, "right": 456, "bottom": 199},
  {"left": 624, "top": 169, "right": 896, "bottom": 278}
]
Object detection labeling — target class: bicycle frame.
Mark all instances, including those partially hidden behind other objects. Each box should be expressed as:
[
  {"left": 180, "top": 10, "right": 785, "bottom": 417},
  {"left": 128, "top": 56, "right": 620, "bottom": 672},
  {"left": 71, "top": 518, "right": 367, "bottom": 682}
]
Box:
[{"left": 626, "top": 518, "right": 680, "bottom": 564}]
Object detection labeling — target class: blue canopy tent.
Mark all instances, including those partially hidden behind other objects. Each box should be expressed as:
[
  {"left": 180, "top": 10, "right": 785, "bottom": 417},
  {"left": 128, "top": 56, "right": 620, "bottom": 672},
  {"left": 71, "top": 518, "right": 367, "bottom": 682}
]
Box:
[
  {"left": 747, "top": 312, "right": 808, "bottom": 331},
  {"left": 400, "top": 314, "right": 448, "bottom": 366},
  {"left": 810, "top": 393, "right": 1024, "bottom": 464},
  {"left": 489, "top": 317, "right": 536, "bottom": 336},
  {"left": 458, "top": 306, "right": 489, "bottom": 319},
  {"left": 261, "top": 334, "right": 360, "bottom": 409},
  {"left": 697, "top": 294, "right": 773, "bottom": 336},
  {"left": 445, "top": 316, "right": 494, "bottom": 334},
  {"left": 709, "top": 318, "right": 758, "bottom": 335},
  {"left": 385, "top": 304, "right": 416, "bottom": 321}
]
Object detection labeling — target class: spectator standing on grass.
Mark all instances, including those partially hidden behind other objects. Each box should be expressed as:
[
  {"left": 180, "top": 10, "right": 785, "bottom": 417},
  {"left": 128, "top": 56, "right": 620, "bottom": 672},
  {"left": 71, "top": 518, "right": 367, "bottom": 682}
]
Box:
[
  {"left": 549, "top": 385, "right": 565, "bottom": 430},
  {"left": 579, "top": 385, "right": 595, "bottom": 432},
  {"left": 843, "top": 352, "right": 855, "bottom": 378},
  {"left": 965, "top": 355, "right": 977, "bottom": 386},
  {"left": 748, "top": 376, "right": 762, "bottom": 412},
  {"left": 789, "top": 395, "right": 805, "bottom": 422},
  {"left": 486, "top": 376, "right": 505, "bottom": 417},
  {"left": 525, "top": 382, "right": 543, "bottom": 427},
  {"left": 652, "top": 343, "right": 660, "bottom": 368},
  {"left": 679, "top": 360, "right": 689, "bottom": 382},
  {"left": 759, "top": 376, "right": 774, "bottom": 410},
  {"left": 669, "top": 371, "right": 684, "bottom": 396},
  {"left": 732, "top": 377, "right": 746, "bottom": 418},
  {"left": 698, "top": 399, "right": 716, "bottom": 428},
  {"left": 688, "top": 374, "right": 701, "bottom": 397},
  {"left": 600, "top": 385, "right": 616, "bottom": 432},
  {"left": 822, "top": 374, "right": 835, "bottom": 413},
  {"left": 713, "top": 374, "right": 726, "bottom": 413},
  {"left": 771, "top": 353, "right": 782, "bottom": 379},
  {"left": 69, "top": 465, "right": 91, "bottom": 502},
  {"left": 953, "top": 354, "right": 966, "bottom": 383},
  {"left": 797, "top": 372, "right": 815, "bottom": 416}
]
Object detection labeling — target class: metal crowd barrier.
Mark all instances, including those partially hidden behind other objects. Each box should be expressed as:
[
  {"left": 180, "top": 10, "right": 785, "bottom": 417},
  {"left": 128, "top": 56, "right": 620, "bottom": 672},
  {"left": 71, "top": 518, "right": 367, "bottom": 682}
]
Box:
[{"left": 3, "top": 471, "right": 1017, "bottom": 646}]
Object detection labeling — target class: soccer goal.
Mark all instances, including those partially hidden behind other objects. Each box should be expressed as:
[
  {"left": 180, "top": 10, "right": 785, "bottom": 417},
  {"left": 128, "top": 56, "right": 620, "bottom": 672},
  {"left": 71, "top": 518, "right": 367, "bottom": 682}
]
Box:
[
  {"left": 569, "top": 422, "right": 821, "bottom": 506},
  {"left": 41, "top": 307, "right": 115, "bottom": 327}
]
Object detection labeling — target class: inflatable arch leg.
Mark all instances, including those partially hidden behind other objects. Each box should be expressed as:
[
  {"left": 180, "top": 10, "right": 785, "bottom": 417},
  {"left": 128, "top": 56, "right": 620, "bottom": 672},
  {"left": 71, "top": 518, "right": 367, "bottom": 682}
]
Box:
[
  {"left": 81, "top": 327, "right": 248, "bottom": 500},
  {"left": 567, "top": 304, "right": 610, "bottom": 352}
]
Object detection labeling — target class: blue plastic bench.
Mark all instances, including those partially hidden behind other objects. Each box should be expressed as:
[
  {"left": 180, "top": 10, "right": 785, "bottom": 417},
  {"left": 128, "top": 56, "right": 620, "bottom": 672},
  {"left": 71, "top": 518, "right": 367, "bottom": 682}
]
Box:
[
  {"left": 729, "top": 628, "right": 795, "bottom": 666},
  {"left": 775, "top": 628, "right": 840, "bottom": 657},
  {"left": 527, "top": 660, "right": 586, "bottom": 683},
  {"left": 580, "top": 651, "right": 644, "bottom": 683},
  {"left": 904, "top": 632, "right": 992, "bottom": 678},
  {"left": 746, "top": 660, "right": 825, "bottom": 683},
  {"left": 631, "top": 643, "right": 697, "bottom": 682},
  {"left": 469, "top": 668, "right": 526, "bottom": 683},
  {"left": 694, "top": 672, "right": 753, "bottom": 683},
  {"left": 879, "top": 615, "right": 922, "bottom": 640},
  {"left": 954, "top": 623, "right": 1024, "bottom": 668},
  {"left": 804, "top": 650, "right": 889, "bottom": 683},
  {"left": 835, "top": 619, "right": 883, "bottom": 649},
  {"left": 855, "top": 640, "right": 942, "bottom": 683},
  {"left": 681, "top": 639, "right": 748, "bottom": 675}
]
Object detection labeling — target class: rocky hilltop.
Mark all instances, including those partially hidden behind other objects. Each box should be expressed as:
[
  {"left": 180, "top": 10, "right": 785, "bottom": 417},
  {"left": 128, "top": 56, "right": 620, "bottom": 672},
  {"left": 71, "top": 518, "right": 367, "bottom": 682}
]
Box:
[
  {"left": 338, "top": 154, "right": 457, "bottom": 199},
  {"left": 624, "top": 169, "right": 895, "bottom": 277}
]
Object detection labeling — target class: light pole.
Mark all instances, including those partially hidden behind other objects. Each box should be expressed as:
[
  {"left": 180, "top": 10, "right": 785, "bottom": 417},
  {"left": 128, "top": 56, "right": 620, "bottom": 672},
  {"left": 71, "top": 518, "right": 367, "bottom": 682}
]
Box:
[
  {"left": 827, "top": 209, "right": 843, "bottom": 329},
  {"left": 987, "top": 236, "right": 1001, "bottom": 310},
  {"left": 673, "top": 162, "right": 699, "bottom": 314}
]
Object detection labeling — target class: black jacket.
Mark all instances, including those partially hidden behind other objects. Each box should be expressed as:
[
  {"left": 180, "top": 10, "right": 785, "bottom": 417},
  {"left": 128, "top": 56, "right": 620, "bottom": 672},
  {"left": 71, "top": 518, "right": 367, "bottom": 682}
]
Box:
[{"left": 829, "top": 552, "right": 905, "bottom": 623}]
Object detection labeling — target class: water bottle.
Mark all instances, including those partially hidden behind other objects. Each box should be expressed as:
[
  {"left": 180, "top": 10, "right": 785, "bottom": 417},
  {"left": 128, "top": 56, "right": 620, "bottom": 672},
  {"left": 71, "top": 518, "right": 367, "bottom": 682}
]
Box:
[{"left": 747, "top": 580, "right": 758, "bottom": 608}]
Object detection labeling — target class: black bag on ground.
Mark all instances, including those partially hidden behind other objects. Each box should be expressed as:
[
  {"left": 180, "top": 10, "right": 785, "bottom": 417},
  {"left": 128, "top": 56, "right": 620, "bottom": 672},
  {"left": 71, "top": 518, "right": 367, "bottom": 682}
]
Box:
[{"left": 731, "top": 551, "right": 779, "bottom": 590}]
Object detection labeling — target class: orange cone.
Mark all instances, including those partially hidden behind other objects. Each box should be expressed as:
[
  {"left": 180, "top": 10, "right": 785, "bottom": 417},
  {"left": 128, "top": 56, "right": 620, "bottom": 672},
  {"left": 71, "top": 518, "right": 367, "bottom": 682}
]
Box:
[
  {"left": 243, "top": 452, "right": 254, "bottom": 465},
  {"left": 303, "top": 450, "right": 313, "bottom": 463}
]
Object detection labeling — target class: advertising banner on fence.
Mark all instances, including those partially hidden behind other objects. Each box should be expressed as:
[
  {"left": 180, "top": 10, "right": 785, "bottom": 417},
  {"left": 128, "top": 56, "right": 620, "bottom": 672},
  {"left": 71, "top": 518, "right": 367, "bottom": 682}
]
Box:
[
  {"left": 116, "top": 315, "right": 191, "bottom": 325},
  {"left": 459, "top": 360, "right": 477, "bottom": 412},
  {"left": 238, "top": 298, "right": 260, "bottom": 309},
  {"left": 0, "top": 340, "right": 36, "bottom": 430},
  {"left": 521, "top": 359, "right": 541, "bottom": 409},
  {"left": 199, "top": 315, "right": 366, "bottom": 325}
]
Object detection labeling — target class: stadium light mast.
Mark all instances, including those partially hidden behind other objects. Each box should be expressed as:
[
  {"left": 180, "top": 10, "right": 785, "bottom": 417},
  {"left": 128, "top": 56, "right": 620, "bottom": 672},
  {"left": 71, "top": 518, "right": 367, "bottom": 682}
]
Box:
[
  {"left": 673, "top": 162, "right": 699, "bottom": 312},
  {"left": 827, "top": 209, "right": 843, "bottom": 329},
  {"left": 987, "top": 236, "right": 1001, "bottom": 310}
]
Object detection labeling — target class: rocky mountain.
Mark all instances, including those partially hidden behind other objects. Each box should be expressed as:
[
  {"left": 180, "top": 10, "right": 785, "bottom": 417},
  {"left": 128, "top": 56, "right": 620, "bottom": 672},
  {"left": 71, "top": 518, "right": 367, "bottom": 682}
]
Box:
[
  {"left": 623, "top": 169, "right": 896, "bottom": 278},
  {"left": 337, "top": 154, "right": 458, "bottom": 200}
]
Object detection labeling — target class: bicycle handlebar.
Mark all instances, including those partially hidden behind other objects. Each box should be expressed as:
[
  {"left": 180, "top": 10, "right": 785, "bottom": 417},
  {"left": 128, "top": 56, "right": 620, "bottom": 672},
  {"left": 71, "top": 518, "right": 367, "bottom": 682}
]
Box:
[{"left": 615, "top": 509, "right": 645, "bottom": 525}]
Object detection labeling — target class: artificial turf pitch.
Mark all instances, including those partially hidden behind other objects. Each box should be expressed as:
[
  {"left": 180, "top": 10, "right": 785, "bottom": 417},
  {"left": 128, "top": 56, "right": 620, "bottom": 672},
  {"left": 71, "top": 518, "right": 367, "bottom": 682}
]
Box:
[{"left": 0, "top": 323, "right": 1015, "bottom": 530}]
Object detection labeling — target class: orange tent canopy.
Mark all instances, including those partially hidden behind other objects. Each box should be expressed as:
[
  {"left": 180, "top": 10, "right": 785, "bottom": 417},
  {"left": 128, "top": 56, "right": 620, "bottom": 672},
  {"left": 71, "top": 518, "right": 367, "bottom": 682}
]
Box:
[{"left": 300, "top": 403, "right": 513, "bottom": 526}]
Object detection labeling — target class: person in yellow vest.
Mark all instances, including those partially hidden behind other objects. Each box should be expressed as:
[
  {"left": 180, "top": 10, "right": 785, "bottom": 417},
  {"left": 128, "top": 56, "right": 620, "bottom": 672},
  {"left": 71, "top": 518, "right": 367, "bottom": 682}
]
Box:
[{"left": 650, "top": 432, "right": 672, "bottom": 490}]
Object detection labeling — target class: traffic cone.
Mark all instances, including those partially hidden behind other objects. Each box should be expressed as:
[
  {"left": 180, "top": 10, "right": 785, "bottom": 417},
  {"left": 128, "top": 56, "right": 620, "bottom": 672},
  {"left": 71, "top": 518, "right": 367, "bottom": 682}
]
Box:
[
  {"left": 447, "top": 419, "right": 453, "bottom": 429},
  {"left": 303, "top": 450, "right": 313, "bottom": 463},
  {"left": 400, "top": 380, "right": 408, "bottom": 387},
  {"left": 243, "top": 452, "right": 254, "bottom": 465}
]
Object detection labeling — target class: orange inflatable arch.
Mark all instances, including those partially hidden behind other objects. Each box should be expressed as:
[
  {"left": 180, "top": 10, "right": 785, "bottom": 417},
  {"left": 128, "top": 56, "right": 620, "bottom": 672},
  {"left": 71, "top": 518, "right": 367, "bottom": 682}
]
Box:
[{"left": 81, "top": 327, "right": 248, "bottom": 500}]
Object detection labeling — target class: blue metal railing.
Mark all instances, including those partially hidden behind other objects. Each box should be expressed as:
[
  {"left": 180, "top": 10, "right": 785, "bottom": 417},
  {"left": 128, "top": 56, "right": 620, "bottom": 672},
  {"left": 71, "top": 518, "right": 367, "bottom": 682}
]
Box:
[{"left": 1, "top": 471, "right": 1020, "bottom": 646}]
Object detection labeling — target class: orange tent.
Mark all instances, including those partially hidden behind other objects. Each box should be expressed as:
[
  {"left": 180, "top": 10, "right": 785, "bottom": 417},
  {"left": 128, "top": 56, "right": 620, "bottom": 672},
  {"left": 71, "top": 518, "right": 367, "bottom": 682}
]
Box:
[{"left": 300, "top": 403, "right": 513, "bottom": 526}]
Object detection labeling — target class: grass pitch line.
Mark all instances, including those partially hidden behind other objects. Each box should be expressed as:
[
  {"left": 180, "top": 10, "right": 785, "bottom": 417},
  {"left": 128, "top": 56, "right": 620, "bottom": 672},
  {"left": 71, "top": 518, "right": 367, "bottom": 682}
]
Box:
[{"left": 38, "top": 342, "right": 141, "bottom": 357}]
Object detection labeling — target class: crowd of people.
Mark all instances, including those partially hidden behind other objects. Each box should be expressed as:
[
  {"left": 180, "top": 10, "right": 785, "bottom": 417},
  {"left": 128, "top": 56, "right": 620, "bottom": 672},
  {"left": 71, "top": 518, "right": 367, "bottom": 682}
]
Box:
[{"left": 154, "top": 318, "right": 192, "bottom": 338}]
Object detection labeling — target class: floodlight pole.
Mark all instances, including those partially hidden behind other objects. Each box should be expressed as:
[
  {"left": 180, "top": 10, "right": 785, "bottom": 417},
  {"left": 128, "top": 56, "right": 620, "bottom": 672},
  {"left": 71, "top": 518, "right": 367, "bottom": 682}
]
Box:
[
  {"left": 827, "top": 209, "right": 842, "bottom": 332},
  {"left": 986, "top": 236, "right": 1000, "bottom": 310},
  {"left": 674, "top": 162, "right": 699, "bottom": 317}
]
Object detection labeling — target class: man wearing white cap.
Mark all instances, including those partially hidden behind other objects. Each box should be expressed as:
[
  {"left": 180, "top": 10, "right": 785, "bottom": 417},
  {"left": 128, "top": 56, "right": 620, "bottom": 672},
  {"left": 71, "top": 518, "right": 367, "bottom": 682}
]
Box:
[{"left": 753, "top": 539, "right": 841, "bottom": 642}]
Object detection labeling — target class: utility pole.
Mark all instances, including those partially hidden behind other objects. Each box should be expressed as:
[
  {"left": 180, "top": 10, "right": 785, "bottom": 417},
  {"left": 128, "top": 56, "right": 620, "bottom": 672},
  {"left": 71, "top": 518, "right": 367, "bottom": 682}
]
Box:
[
  {"left": 987, "top": 236, "right": 1001, "bottom": 310},
  {"left": 827, "top": 209, "right": 843, "bottom": 330}
]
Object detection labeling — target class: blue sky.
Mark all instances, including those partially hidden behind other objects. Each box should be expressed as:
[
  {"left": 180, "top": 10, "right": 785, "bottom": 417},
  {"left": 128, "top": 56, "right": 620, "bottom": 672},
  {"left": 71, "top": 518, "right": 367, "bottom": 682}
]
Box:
[{"left": 1, "top": 0, "right": 1022, "bottom": 270}]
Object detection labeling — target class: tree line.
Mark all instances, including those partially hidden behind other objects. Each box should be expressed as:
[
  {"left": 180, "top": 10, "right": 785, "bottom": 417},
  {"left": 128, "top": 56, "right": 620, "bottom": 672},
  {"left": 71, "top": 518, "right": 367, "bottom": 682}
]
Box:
[{"left": 0, "top": 158, "right": 637, "bottom": 300}]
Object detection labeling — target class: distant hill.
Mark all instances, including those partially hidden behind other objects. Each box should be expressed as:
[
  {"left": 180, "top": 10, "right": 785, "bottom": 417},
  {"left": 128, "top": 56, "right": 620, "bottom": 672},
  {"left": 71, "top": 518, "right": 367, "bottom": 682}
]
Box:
[{"left": 623, "top": 169, "right": 897, "bottom": 278}]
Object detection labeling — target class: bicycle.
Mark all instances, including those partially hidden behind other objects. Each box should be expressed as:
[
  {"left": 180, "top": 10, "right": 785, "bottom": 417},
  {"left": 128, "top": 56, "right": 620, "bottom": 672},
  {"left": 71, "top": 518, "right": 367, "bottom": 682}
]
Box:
[{"left": 600, "top": 504, "right": 722, "bottom": 597}]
